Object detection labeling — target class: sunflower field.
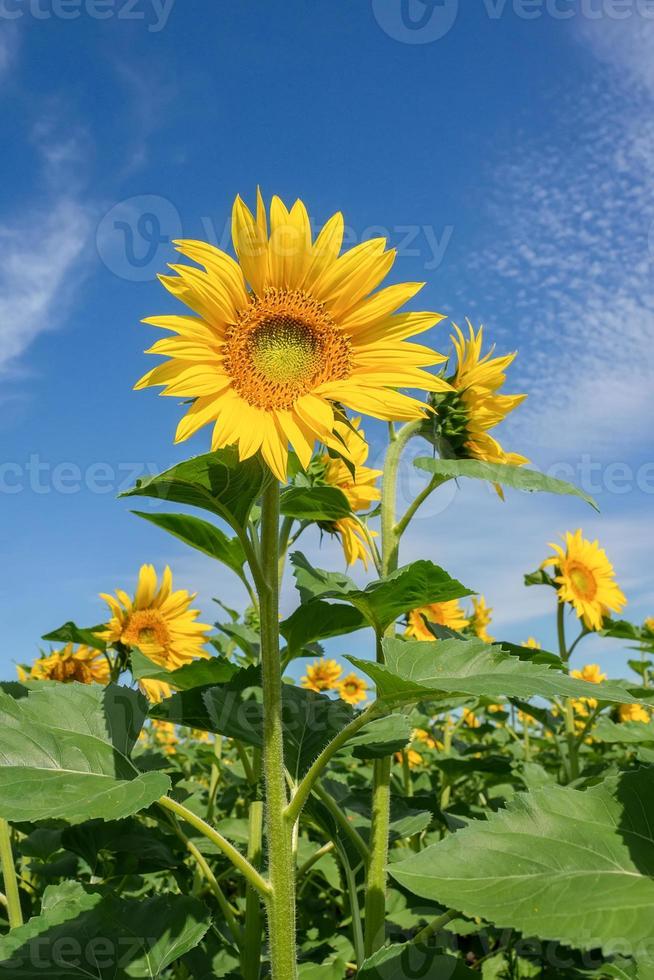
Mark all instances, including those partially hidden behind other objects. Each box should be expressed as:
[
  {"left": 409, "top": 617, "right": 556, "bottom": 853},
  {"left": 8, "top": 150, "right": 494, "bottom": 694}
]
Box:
[{"left": 1, "top": 192, "right": 653, "bottom": 980}]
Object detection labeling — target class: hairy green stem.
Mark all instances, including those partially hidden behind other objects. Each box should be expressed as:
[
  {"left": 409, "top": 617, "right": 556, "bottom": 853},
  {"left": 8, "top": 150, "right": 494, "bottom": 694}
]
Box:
[
  {"left": 556, "top": 602, "right": 580, "bottom": 781},
  {"left": 241, "top": 801, "right": 264, "bottom": 980},
  {"left": 259, "top": 478, "right": 298, "bottom": 980},
  {"left": 158, "top": 797, "right": 270, "bottom": 898},
  {"left": 0, "top": 819, "right": 22, "bottom": 929}
]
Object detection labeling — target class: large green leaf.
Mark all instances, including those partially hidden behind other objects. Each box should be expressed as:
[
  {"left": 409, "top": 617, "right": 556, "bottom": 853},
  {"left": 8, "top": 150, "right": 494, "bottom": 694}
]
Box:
[
  {"left": 280, "top": 485, "right": 351, "bottom": 521},
  {"left": 291, "top": 553, "right": 472, "bottom": 634},
  {"left": 389, "top": 768, "right": 654, "bottom": 956},
  {"left": 0, "top": 880, "right": 209, "bottom": 978},
  {"left": 348, "top": 637, "right": 638, "bottom": 704},
  {"left": 0, "top": 684, "right": 170, "bottom": 823},
  {"left": 131, "top": 510, "right": 247, "bottom": 579},
  {"left": 348, "top": 714, "right": 412, "bottom": 760},
  {"left": 131, "top": 649, "right": 237, "bottom": 691},
  {"left": 41, "top": 621, "right": 106, "bottom": 651},
  {"left": 414, "top": 457, "right": 598, "bottom": 510},
  {"left": 593, "top": 717, "right": 654, "bottom": 744},
  {"left": 359, "top": 943, "right": 476, "bottom": 979},
  {"left": 120, "top": 448, "right": 269, "bottom": 530},
  {"left": 280, "top": 599, "right": 368, "bottom": 659}
]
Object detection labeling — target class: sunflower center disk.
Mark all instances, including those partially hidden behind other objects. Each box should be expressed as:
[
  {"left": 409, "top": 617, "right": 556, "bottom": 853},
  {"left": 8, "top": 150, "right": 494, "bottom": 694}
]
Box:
[
  {"left": 122, "top": 609, "right": 171, "bottom": 651},
  {"left": 52, "top": 658, "right": 91, "bottom": 684},
  {"left": 225, "top": 288, "right": 352, "bottom": 410},
  {"left": 569, "top": 562, "right": 597, "bottom": 600}
]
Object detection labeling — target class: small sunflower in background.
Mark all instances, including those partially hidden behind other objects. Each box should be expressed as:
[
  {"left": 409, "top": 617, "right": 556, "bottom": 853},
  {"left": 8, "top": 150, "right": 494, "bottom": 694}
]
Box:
[
  {"left": 542, "top": 530, "right": 626, "bottom": 631},
  {"left": 301, "top": 657, "right": 342, "bottom": 693},
  {"left": 619, "top": 703, "right": 651, "bottom": 724},
  {"left": 523, "top": 637, "right": 541, "bottom": 649},
  {"left": 97, "top": 564, "right": 211, "bottom": 702},
  {"left": 321, "top": 417, "right": 382, "bottom": 568},
  {"left": 337, "top": 673, "right": 368, "bottom": 705},
  {"left": 462, "top": 706, "right": 481, "bottom": 729},
  {"left": 470, "top": 595, "right": 494, "bottom": 643},
  {"left": 429, "top": 321, "right": 527, "bottom": 474},
  {"left": 18, "top": 644, "right": 110, "bottom": 685},
  {"left": 136, "top": 190, "right": 451, "bottom": 481},
  {"left": 405, "top": 599, "right": 469, "bottom": 640}
]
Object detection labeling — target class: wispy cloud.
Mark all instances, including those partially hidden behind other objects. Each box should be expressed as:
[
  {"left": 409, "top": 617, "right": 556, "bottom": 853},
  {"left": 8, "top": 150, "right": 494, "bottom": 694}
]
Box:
[{"left": 458, "top": 24, "right": 654, "bottom": 460}]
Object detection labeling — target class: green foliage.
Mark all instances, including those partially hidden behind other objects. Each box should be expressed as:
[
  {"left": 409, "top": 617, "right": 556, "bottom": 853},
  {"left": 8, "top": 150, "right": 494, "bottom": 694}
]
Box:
[
  {"left": 280, "top": 485, "right": 352, "bottom": 521},
  {"left": 41, "top": 621, "right": 106, "bottom": 650},
  {"left": 131, "top": 510, "right": 248, "bottom": 579},
  {"left": 390, "top": 768, "right": 654, "bottom": 957},
  {"left": 414, "top": 457, "right": 599, "bottom": 510},
  {"left": 281, "top": 599, "right": 368, "bottom": 659},
  {"left": 0, "top": 684, "right": 170, "bottom": 823}
]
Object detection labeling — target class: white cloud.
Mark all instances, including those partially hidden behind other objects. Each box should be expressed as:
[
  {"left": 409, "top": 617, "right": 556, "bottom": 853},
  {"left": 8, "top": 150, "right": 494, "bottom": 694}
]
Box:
[{"left": 0, "top": 198, "right": 92, "bottom": 374}]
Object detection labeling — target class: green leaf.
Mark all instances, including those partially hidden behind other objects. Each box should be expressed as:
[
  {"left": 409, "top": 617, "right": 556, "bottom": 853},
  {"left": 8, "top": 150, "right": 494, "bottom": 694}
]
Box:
[
  {"left": 524, "top": 568, "right": 556, "bottom": 588},
  {"left": 347, "top": 636, "right": 639, "bottom": 704},
  {"left": 593, "top": 717, "right": 654, "bottom": 744},
  {"left": 41, "top": 621, "right": 106, "bottom": 650},
  {"left": 291, "top": 552, "right": 472, "bottom": 634},
  {"left": 131, "top": 649, "right": 237, "bottom": 691},
  {"left": 414, "top": 457, "right": 598, "bottom": 510},
  {"left": 497, "top": 639, "right": 563, "bottom": 669},
  {"left": 389, "top": 768, "right": 654, "bottom": 956},
  {"left": 603, "top": 619, "right": 644, "bottom": 641},
  {"left": 349, "top": 714, "right": 412, "bottom": 760},
  {"left": 0, "top": 683, "right": 170, "bottom": 823},
  {"left": 280, "top": 485, "right": 352, "bottom": 521},
  {"left": 62, "top": 818, "right": 179, "bottom": 874},
  {"left": 280, "top": 600, "right": 368, "bottom": 659},
  {"left": 359, "top": 944, "right": 476, "bottom": 979},
  {"left": 0, "top": 880, "right": 209, "bottom": 978},
  {"left": 120, "top": 448, "right": 269, "bottom": 531},
  {"left": 131, "top": 510, "right": 247, "bottom": 578}
]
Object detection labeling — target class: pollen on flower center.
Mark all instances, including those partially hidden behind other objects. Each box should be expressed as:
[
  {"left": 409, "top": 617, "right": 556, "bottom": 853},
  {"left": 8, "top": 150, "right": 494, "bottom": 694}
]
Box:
[
  {"left": 122, "top": 609, "right": 171, "bottom": 650},
  {"left": 225, "top": 287, "right": 352, "bottom": 410},
  {"left": 250, "top": 316, "right": 321, "bottom": 385},
  {"left": 568, "top": 562, "right": 597, "bottom": 600}
]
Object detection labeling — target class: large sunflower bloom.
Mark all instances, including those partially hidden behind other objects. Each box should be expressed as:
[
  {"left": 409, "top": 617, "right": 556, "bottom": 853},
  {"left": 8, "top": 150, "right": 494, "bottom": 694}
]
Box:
[
  {"left": 435, "top": 321, "right": 527, "bottom": 469},
  {"left": 406, "top": 599, "right": 470, "bottom": 640},
  {"left": 97, "top": 564, "right": 211, "bottom": 702},
  {"left": 136, "top": 191, "right": 450, "bottom": 481},
  {"left": 19, "top": 644, "right": 110, "bottom": 685},
  {"left": 323, "top": 417, "right": 382, "bottom": 567},
  {"left": 543, "top": 530, "right": 627, "bottom": 631}
]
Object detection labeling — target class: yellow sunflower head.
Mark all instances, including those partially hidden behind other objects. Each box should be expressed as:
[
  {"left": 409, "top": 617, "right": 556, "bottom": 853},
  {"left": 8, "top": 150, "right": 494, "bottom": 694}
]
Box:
[
  {"left": 543, "top": 530, "right": 627, "bottom": 631},
  {"left": 462, "top": 706, "right": 481, "bottom": 729},
  {"left": 136, "top": 190, "right": 451, "bottom": 481},
  {"left": 97, "top": 564, "right": 211, "bottom": 702},
  {"left": 405, "top": 599, "right": 470, "bottom": 641},
  {"left": 571, "top": 663, "right": 607, "bottom": 686},
  {"left": 619, "top": 703, "right": 651, "bottom": 724},
  {"left": 337, "top": 672, "right": 368, "bottom": 705},
  {"left": 320, "top": 417, "right": 382, "bottom": 568},
  {"left": 644, "top": 617, "right": 654, "bottom": 636},
  {"left": 523, "top": 637, "right": 541, "bottom": 650},
  {"left": 21, "top": 644, "right": 110, "bottom": 685},
  {"left": 429, "top": 321, "right": 527, "bottom": 480},
  {"left": 395, "top": 747, "right": 424, "bottom": 768},
  {"left": 470, "top": 595, "right": 494, "bottom": 643},
  {"left": 149, "top": 719, "right": 179, "bottom": 755},
  {"left": 301, "top": 657, "right": 342, "bottom": 693}
]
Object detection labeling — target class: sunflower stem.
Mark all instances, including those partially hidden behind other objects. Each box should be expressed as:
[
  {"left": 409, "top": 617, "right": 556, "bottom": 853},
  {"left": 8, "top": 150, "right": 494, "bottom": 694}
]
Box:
[
  {"left": 259, "top": 477, "right": 299, "bottom": 979},
  {"left": 556, "top": 602, "right": 580, "bottom": 782},
  {"left": 242, "top": 800, "right": 265, "bottom": 980},
  {"left": 364, "top": 419, "right": 425, "bottom": 956},
  {"left": 0, "top": 819, "right": 22, "bottom": 930}
]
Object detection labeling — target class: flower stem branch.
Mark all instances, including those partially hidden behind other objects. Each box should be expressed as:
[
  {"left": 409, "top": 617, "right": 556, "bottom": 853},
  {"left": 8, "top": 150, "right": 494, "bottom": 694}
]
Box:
[
  {"left": 0, "top": 819, "right": 22, "bottom": 929},
  {"left": 158, "top": 796, "right": 271, "bottom": 898}
]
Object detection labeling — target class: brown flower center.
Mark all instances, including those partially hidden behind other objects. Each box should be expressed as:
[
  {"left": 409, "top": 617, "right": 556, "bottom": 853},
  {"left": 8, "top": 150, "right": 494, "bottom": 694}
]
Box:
[
  {"left": 122, "top": 609, "right": 171, "bottom": 651},
  {"left": 51, "top": 657, "right": 93, "bottom": 684},
  {"left": 224, "top": 288, "right": 351, "bottom": 410}
]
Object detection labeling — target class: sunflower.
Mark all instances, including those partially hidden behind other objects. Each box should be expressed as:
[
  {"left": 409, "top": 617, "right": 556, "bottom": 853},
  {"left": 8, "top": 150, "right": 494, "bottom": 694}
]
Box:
[
  {"left": 19, "top": 644, "right": 110, "bottom": 685},
  {"left": 395, "top": 748, "right": 423, "bottom": 768},
  {"left": 543, "top": 530, "right": 627, "bottom": 631},
  {"left": 405, "top": 599, "right": 469, "bottom": 640},
  {"left": 321, "top": 417, "right": 382, "bottom": 567},
  {"left": 337, "top": 673, "right": 368, "bottom": 705},
  {"left": 462, "top": 707, "right": 481, "bottom": 729},
  {"left": 150, "top": 720, "right": 179, "bottom": 756},
  {"left": 523, "top": 637, "right": 541, "bottom": 649},
  {"left": 470, "top": 595, "right": 493, "bottom": 643},
  {"left": 644, "top": 617, "right": 654, "bottom": 635},
  {"left": 619, "top": 703, "right": 650, "bottom": 724},
  {"left": 301, "top": 657, "right": 342, "bottom": 693},
  {"left": 135, "top": 191, "right": 451, "bottom": 481},
  {"left": 431, "top": 321, "right": 527, "bottom": 471},
  {"left": 97, "top": 564, "right": 211, "bottom": 702},
  {"left": 570, "top": 663, "right": 607, "bottom": 721}
]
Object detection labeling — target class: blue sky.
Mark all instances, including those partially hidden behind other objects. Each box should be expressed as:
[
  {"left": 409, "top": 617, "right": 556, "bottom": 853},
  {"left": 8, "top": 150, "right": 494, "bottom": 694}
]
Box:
[{"left": 2, "top": 0, "right": 653, "bottom": 682}]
